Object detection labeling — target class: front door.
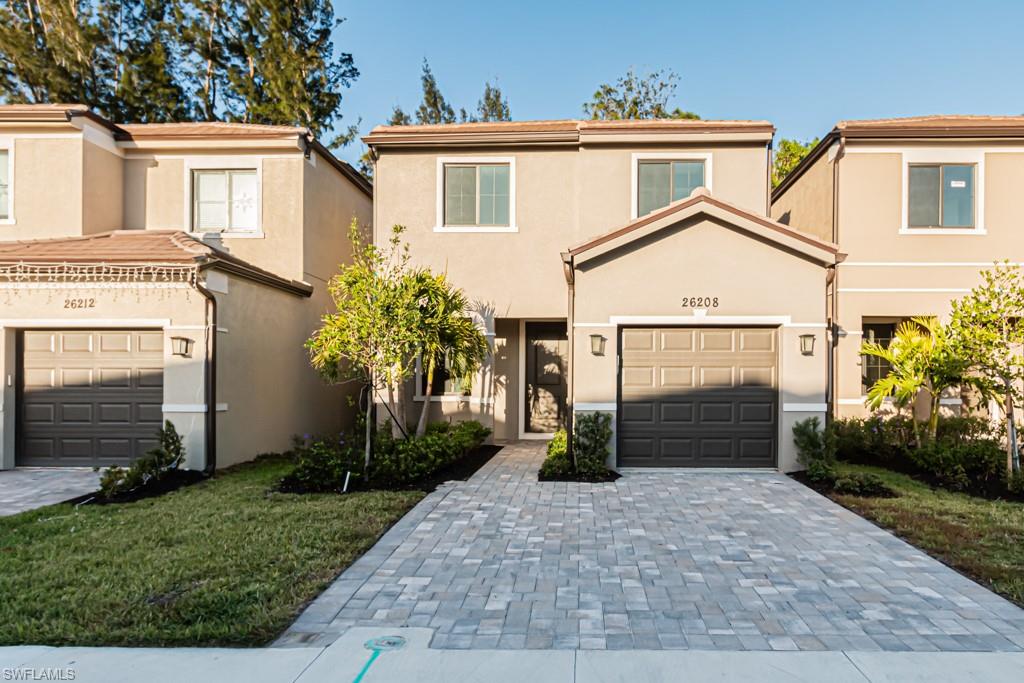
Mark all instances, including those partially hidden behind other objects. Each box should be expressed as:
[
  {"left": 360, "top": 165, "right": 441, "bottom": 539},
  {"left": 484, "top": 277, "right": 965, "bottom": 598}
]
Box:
[{"left": 525, "top": 321, "right": 568, "bottom": 434}]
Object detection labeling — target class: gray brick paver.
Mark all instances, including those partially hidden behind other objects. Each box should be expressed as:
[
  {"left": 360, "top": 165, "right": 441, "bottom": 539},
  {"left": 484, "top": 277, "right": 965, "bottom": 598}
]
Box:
[{"left": 278, "top": 440, "right": 1024, "bottom": 651}]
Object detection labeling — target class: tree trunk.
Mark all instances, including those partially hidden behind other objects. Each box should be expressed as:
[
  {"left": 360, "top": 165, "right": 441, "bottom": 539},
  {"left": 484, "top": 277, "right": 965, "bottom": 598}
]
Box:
[
  {"left": 363, "top": 389, "right": 373, "bottom": 470},
  {"left": 386, "top": 381, "right": 402, "bottom": 438},
  {"left": 927, "top": 391, "right": 941, "bottom": 442},
  {"left": 1005, "top": 384, "right": 1019, "bottom": 474},
  {"left": 416, "top": 358, "right": 435, "bottom": 438}
]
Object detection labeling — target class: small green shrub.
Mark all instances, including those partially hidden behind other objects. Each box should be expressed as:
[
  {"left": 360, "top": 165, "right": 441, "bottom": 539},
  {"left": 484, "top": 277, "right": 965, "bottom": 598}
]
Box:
[
  {"left": 936, "top": 416, "right": 998, "bottom": 445},
  {"left": 910, "top": 438, "right": 1006, "bottom": 495},
  {"left": 281, "top": 420, "right": 491, "bottom": 492},
  {"left": 538, "top": 429, "right": 573, "bottom": 478},
  {"left": 832, "top": 472, "right": 898, "bottom": 498},
  {"left": 792, "top": 417, "right": 837, "bottom": 485},
  {"left": 538, "top": 413, "right": 615, "bottom": 481},
  {"left": 832, "top": 416, "right": 915, "bottom": 466},
  {"left": 1008, "top": 469, "right": 1024, "bottom": 496},
  {"left": 98, "top": 420, "right": 187, "bottom": 499}
]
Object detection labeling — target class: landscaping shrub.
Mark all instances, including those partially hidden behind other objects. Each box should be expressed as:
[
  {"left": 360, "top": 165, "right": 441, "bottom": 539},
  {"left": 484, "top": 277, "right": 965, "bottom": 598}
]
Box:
[
  {"left": 98, "top": 420, "right": 191, "bottom": 500},
  {"left": 538, "top": 413, "right": 617, "bottom": 482},
  {"left": 909, "top": 438, "right": 1006, "bottom": 496},
  {"left": 832, "top": 472, "right": 897, "bottom": 498},
  {"left": 935, "top": 416, "right": 998, "bottom": 445},
  {"left": 792, "top": 417, "right": 838, "bottom": 486},
  {"left": 279, "top": 420, "right": 491, "bottom": 493},
  {"left": 832, "top": 415, "right": 914, "bottom": 467}
]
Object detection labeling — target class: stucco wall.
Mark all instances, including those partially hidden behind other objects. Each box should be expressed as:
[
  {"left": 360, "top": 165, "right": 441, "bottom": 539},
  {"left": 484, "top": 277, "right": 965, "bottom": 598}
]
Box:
[
  {"left": 213, "top": 272, "right": 354, "bottom": 468},
  {"left": 82, "top": 140, "right": 123, "bottom": 234},
  {"left": 302, "top": 155, "right": 373, "bottom": 283},
  {"left": 572, "top": 215, "right": 829, "bottom": 471},
  {"left": 3, "top": 137, "right": 83, "bottom": 239},
  {"left": 373, "top": 143, "right": 769, "bottom": 320},
  {"left": 770, "top": 147, "right": 833, "bottom": 243}
]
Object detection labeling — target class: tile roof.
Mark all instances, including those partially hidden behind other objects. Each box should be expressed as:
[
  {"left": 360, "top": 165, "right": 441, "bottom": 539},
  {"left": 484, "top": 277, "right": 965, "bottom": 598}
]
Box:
[
  {"left": 837, "top": 114, "right": 1024, "bottom": 131},
  {"left": 115, "top": 121, "right": 307, "bottom": 139},
  {"left": 0, "top": 230, "right": 312, "bottom": 295},
  {"left": 368, "top": 118, "right": 773, "bottom": 136}
]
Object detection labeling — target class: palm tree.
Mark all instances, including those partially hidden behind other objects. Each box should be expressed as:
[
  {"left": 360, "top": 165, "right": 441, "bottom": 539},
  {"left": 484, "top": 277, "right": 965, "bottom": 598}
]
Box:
[
  {"left": 861, "top": 316, "right": 979, "bottom": 442},
  {"left": 413, "top": 272, "right": 489, "bottom": 438}
]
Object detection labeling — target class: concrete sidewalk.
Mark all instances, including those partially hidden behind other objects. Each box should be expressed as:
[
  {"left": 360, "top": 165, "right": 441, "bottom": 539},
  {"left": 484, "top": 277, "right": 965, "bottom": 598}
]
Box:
[{"left": 3, "top": 628, "right": 1023, "bottom": 683}]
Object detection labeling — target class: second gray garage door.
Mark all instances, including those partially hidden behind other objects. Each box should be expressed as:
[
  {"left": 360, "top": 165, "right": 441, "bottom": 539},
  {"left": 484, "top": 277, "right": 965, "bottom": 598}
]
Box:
[
  {"left": 618, "top": 327, "right": 778, "bottom": 467},
  {"left": 17, "top": 330, "right": 165, "bottom": 467}
]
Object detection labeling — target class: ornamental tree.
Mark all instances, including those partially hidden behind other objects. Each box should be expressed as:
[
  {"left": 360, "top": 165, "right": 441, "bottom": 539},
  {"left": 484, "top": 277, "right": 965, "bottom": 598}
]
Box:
[
  {"left": 950, "top": 263, "right": 1024, "bottom": 473},
  {"left": 306, "top": 221, "right": 421, "bottom": 466}
]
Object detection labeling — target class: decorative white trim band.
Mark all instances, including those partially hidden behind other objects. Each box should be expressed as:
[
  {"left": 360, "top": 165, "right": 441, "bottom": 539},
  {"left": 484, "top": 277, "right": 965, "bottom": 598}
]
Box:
[
  {"left": 412, "top": 395, "right": 495, "bottom": 405},
  {"left": 841, "top": 261, "right": 1022, "bottom": 267},
  {"left": 0, "top": 318, "right": 170, "bottom": 328},
  {"left": 838, "top": 398, "right": 868, "bottom": 405},
  {"left": 574, "top": 402, "right": 617, "bottom": 411},
  {"left": 838, "top": 288, "right": 971, "bottom": 293},
  {"left": 575, "top": 316, "right": 825, "bottom": 328},
  {"left": 783, "top": 403, "right": 827, "bottom": 412}
]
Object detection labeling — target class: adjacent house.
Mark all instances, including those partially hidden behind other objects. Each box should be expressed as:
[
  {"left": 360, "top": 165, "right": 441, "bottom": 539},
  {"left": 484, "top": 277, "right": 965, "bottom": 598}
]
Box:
[
  {"left": 771, "top": 115, "right": 1024, "bottom": 422},
  {"left": 0, "top": 104, "right": 371, "bottom": 472},
  {"left": 365, "top": 120, "right": 840, "bottom": 471}
]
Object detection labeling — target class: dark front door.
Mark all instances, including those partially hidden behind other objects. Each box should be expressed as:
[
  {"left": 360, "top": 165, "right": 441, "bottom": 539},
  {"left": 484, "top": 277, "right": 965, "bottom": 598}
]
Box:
[
  {"left": 617, "top": 327, "right": 778, "bottom": 467},
  {"left": 525, "top": 321, "right": 568, "bottom": 434}
]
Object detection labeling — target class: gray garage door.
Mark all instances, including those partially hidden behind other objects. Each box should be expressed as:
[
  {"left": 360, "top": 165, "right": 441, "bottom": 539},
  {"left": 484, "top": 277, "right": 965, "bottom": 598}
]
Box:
[
  {"left": 17, "top": 330, "right": 164, "bottom": 467},
  {"left": 618, "top": 327, "right": 777, "bottom": 467}
]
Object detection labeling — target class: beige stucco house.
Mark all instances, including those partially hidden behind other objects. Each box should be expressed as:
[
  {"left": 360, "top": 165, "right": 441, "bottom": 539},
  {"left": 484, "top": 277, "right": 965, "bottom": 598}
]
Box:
[
  {"left": 365, "top": 120, "right": 841, "bottom": 471},
  {"left": 771, "top": 115, "right": 1024, "bottom": 422},
  {"left": 0, "top": 104, "right": 371, "bottom": 472}
]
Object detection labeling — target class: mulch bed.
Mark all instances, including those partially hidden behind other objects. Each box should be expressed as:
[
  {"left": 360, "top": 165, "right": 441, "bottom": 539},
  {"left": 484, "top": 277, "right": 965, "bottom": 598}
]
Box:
[
  {"left": 538, "top": 469, "right": 621, "bottom": 483},
  {"left": 67, "top": 469, "right": 207, "bottom": 507}
]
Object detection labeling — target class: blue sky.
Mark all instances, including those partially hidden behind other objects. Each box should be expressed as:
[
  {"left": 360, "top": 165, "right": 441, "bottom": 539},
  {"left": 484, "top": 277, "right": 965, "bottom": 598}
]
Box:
[{"left": 331, "top": 1, "right": 1024, "bottom": 165}]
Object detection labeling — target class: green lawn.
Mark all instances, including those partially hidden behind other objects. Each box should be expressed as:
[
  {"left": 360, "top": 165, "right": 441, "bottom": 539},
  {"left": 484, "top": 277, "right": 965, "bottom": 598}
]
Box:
[
  {"left": 0, "top": 457, "right": 423, "bottom": 647},
  {"left": 832, "top": 462, "right": 1024, "bottom": 607}
]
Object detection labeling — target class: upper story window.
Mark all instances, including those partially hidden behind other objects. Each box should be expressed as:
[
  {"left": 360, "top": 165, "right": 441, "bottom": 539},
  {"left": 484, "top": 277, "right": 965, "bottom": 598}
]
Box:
[
  {"left": 435, "top": 157, "right": 516, "bottom": 232},
  {"left": 444, "top": 163, "right": 509, "bottom": 226},
  {"left": 192, "top": 169, "right": 258, "bottom": 233},
  {"left": 637, "top": 160, "right": 705, "bottom": 216},
  {"left": 908, "top": 163, "right": 975, "bottom": 229},
  {"left": 0, "top": 148, "right": 10, "bottom": 221},
  {"left": 861, "top": 321, "right": 897, "bottom": 390}
]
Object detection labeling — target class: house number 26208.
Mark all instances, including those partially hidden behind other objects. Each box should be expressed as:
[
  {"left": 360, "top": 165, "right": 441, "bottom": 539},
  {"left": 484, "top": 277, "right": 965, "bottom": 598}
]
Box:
[
  {"left": 64, "top": 298, "right": 96, "bottom": 309},
  {"left": 682, "top": 297, "right": 719, "bottom": 308}
]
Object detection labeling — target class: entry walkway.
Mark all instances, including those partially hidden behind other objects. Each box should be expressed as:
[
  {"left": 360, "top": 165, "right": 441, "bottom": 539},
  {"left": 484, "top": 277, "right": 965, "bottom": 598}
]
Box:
[
  {"left": 279, "top": 441, "right": 1024, "bottom": 652},
  {"left": 0, "top": 468, "right": 100, "bottom": 516}
]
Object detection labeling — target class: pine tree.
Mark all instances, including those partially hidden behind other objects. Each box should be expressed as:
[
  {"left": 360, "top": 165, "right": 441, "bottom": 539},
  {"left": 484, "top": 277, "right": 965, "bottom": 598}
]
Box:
[
  {"left": 388, "top": 105, "right": 411, "bottom": 126},
  {"left": 221, "top": 0, "right": 359, "bottom": 146},
  {"left": 583, "top": 68, "right": 699, "bottom": 121},
  {"left": 175, "top": 0, "right": 229, "bottom": 120},
  {"left": 476, "top": 81, "right": 510, "bottom": 121},
  {"left": 415, "top": 59, "right": 455, "bottom": 124}
]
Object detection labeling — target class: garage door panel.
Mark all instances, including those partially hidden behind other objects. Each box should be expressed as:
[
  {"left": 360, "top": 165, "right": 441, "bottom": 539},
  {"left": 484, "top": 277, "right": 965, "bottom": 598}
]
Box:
[
  {"left": 18, "top": 330, "right": 165, "bottom": 467},
  {"left": 620, "top": 402, "right": 655, "bottom": 425},
  {"left": 619, "top": 327, "right": 777, "bottom": 468}
]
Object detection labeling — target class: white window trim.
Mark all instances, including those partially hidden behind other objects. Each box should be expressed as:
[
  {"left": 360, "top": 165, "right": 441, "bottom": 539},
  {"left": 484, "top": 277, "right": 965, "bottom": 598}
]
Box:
[
  {"left": 630, "top": 152, "right": 713, "bottom": 220},
  {"left": 434, "top": 156, "right": 517, "bottom": 233},
  {"left": 183, "top": 157, "right": 264, "bottom": 238},
  {"left": 0, "top": 136, "right": 14, "bottom": 225},
  {"left": 899, "top": 149, "right": 985, "bottom": 235},
  {"left": 412, "top": 355, "right": 491, "bottom": 403}
]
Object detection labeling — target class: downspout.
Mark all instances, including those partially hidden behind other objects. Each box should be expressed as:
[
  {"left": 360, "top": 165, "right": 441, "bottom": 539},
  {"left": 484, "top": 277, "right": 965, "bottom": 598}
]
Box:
[
  {"left": 828, "top": 138, "right": 846, "bottom": 421},
  {"left": 195, "top": 270, "right": 218, "bottom": 475},
  {"left": 765, "top": 139, "right": 773, "bottom": 216},
  {"left": 561, "top": 252, "right": 575, "bottom": 463}
]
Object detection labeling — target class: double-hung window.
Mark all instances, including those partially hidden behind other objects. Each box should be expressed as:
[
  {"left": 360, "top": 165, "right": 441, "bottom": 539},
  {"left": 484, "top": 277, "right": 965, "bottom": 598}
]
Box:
[
  {"left": 0, "top": 149, "right": 10, "bottom": 221},
  {"left": 862, "top": 322, "right": 897, "bottom": 391},
  {"left": 637, "top": 159, "right": 705, "bottom": 216},
  {"left": 908, "top": 163, "right": 975, "bottom": 229},
  {"left": 442, "top": 162, "right": 510, "bottom": 228},
  {"left": 420, "top": 352, "right": 469, "bottom": 397},
  {"left": 192, "top": 169, "right": 258, "bottom": 233}
]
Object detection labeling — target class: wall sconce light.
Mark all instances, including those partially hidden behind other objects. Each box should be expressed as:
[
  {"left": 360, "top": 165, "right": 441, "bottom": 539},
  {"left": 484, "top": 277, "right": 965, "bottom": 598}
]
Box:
[
  {"left": 170, "top": 336, "right": 195, "bottom": 357},
  {"left": 589, "top": 334, "right": 606, "bottom": 356},
  {"left": 799, "top": 333, "right": 816, "bottom": 356}
]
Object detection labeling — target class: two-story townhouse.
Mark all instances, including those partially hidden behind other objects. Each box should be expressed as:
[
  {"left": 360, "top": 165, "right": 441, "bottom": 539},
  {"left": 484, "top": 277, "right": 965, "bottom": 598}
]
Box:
[
  {"left": 366, "top": 119, "right": 842, "bottom": 471},
  {"left": 0, "top": 104, "right": 371, "bottom": 475},
  {"left": 771, "top": 115, "right": 1024, "bottom": 423}
]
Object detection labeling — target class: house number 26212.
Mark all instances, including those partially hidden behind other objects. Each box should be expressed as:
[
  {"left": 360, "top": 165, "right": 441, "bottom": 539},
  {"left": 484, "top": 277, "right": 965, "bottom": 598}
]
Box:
[
  {"left": 64, "top": 298, "right": 96, "bottom": 309},
  {"left": 682, "top": 297, "right": 719, "bottom": 308}
]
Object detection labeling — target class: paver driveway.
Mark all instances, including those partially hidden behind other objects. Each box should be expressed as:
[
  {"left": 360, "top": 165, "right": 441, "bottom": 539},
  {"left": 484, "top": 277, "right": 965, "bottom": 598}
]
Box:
[
  {"left": 0, "top": 468, "right": 100, "bottom": 516},
  {"left": 279, "top": 441, "right": 1024, "bottom": 652}
]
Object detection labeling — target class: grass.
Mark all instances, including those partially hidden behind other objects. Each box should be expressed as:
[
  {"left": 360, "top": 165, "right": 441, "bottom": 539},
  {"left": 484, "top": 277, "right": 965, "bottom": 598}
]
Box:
[
  {"left": 831, "top": 462, "right": 1024, "bottom": 607},
  {"left": 0, "top": 456, "right": 423, "bottom": 647}
]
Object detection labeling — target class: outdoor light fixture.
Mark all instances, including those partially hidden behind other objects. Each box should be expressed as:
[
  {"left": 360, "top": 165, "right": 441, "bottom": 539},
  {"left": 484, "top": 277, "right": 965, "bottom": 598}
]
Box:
[
  {"left": 170, "top": 336, "right": 195, "bottom": 357},
  {"left": 590, "top": 333, "right": 606, "bottom": 356},
  {"left": 799, "top": 333, "right": 816, "bottom": 356}
]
